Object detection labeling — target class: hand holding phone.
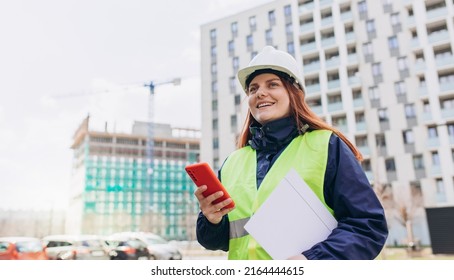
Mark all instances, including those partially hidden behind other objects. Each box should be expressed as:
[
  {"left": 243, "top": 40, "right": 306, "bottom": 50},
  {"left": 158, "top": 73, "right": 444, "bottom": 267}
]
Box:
[{"left": 185, "top": 162, "right": 235, "bottom": 209}]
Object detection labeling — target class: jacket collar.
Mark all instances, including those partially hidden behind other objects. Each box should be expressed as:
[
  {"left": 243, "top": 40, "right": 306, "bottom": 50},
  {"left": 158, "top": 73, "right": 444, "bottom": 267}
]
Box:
[{"left": 248, "top": 117, "right": 298, "bottom": 151}]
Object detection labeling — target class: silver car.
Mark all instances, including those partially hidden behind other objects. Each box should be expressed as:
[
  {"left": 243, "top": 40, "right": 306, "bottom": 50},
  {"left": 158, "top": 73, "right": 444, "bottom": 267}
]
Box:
[
  {"left": 110, "top": 232, "right": 182, "bottom": 260},
  {"left": 42, "top": 235, "right": 109, "bottom": 260}
]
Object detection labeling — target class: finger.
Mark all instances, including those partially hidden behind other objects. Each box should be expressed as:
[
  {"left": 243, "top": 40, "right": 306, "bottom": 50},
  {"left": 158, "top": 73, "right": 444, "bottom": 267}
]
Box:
[
  {"left": 194, "top": 185, "right": 207, "bottom": 200},
  {"left": 204, "top": 191, "right": 225, "bottom": 205},
  {"left": 213, "top": 198, "right": 233, "bottom": 211}
]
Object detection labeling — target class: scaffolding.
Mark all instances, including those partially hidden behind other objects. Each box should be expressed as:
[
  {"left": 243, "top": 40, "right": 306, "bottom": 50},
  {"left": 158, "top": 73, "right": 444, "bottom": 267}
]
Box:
[{"left": 68, "top": 116, "right": 200, "bottom": 240}]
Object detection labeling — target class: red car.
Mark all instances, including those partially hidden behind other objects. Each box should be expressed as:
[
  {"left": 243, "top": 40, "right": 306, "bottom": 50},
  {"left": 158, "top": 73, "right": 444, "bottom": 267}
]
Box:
[{"left": 0, "top": 237, "right": 48, "bottom": 260}]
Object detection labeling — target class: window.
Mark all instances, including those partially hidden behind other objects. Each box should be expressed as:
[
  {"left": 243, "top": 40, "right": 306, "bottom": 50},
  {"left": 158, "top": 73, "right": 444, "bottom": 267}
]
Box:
[
  {"left": 376, "top": 133, "right": 386, "bottom": 147},
  {"left": 390, "top": 12, "right": 400, "bottom": 26},
  {"left": 287, "top": 42, "right": 295, "bottom": 55},
  {"left": 432, "top": 151, "right": 440, "bottom": 165},
  {"left": 358, "top": 1, "right": 367, "bottom": 13},
  {"left": 228, "top": 40, "right": 234, "bottom": 56},
  {"left": 268, "top": 10, "right": 276, "bottom": 26},
  {"left": 284, "top": 5, "right": 292, "bottom": 17},
  {"left": 210, "top": 29, "right": 217, "bottom": 43},
  {"left": 211, "top": 63, "right": 217, "bottom": 75},
  {"left": 229, "top": 76, "right": 236, "bottom": 93},
  {"left": 232, "top": 57, "right": 239, "bottom": 72},
  {"left": 234, "top": 94, "right": 241, "bottom": 105},
  {"left": 372, "top": 63, "right": 382, "bottom": 76},
  {"left": 213, "top": 138, "right": 219, "bottom": 149},
  {"left": 405, "top": 104, "right": 416, "bottom": 118},
  {"left": 231, "top": 22, "right": 238, "bottom": 37},
  {"left": 395, "top": 81, "right": 406, "bottom": 95},
  {"left": 211, "top": 45, "right": 217, "bottom": 58},
  {"left": 385, "top": 158, "right": 396, "bottom": 171},
  {"left": 397, "top": 57, "right": 408, "bottom": 70},
  {"left": 403, "top": 129, "right": 414, "bottom": 144},
  {"left": 369, "top": 86, "right": 380, "bottom": 100},
  {"left": 436, "top": 178, "right": 445, "bottom": 196},
  {"left": 413, "top": 154, "right": 424, "bottom": 169},
  {"left": 211, "top": 81, "right": 218, "bottom": 93},
  {"left": 265, "top": 29, "right": 273, "bottom": 45},
  {"left": 230, "top": 115, "right": 237, "bottom": 132},
  {"left": 285, "top": 23, "right": 293, "bottom": 35},
  {"left": 212, "top": 100, "right": 218, "bottom": 111},
  {"left": 366, "top": 20, "right": 376, "bottom": 33},
  {"left": 428, "top": 126, "right": 438, "bottom": 138},
  {"left": 378, "top": 108, "right": 388, "bottom": 121},
  {"left": 448, "top": 123, "right": 454, "bottom": 136},
  {"left": 212, "top": 119, "right": 218, "bottom": 130},
  {"left": 362, "top": 42, "right": 372, "bottom": 55},
  {"left": 249, "top": 16, "right": 256, "bottom": 32},
  {"left": 388, "top": 36, "right": 399, "bottom": 49},
  {"left": 246, "top": 35, "right": 253, "bottom": 50}
]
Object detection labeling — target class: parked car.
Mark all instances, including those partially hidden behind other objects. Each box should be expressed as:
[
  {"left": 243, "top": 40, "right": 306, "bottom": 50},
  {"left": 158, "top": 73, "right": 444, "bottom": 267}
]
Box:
[
  {"left": 0, "top": 237, "right": 48, "bottom": 260},
  {"left": 110, "top": 232, "right": 182, "bottom": 260},
  {"left": 103, "top": 234, "right": 151, "bottom": 260},
  {"left": 42, "top": 235, "right": 109, "bottom": 260}
]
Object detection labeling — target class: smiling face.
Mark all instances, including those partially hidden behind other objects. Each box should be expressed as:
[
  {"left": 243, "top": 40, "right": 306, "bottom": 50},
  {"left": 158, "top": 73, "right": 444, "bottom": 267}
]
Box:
[{"left": 247, "top": 73, "right": 291, "bottom": 125}]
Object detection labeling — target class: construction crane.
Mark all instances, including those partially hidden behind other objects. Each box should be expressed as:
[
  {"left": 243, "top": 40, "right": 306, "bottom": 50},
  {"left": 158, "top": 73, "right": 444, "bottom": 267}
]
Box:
[{"left": 143, "top": 78, "right": 181, "bottom": 183}]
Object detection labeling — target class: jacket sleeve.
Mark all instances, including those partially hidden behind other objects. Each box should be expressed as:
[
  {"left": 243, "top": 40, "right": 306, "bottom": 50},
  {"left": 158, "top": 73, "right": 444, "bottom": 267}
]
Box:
[
  {"left": 303, "top": 134, "right": 388, "bottom": 260},
  {"left": 196, "top": 212, "right": 230, "bottom": 251}
]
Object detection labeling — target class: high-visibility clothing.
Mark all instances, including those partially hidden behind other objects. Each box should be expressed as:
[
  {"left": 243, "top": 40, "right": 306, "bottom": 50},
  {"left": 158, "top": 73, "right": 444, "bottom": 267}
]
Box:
[{"left": 221, "top": 130, "right": 333, "bottom": 260}]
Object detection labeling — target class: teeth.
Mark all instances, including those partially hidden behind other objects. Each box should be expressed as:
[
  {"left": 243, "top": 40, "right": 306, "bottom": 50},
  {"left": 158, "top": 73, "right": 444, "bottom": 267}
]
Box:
[{"left": 258, "top": 103, "right": 273, "bottom": 108}]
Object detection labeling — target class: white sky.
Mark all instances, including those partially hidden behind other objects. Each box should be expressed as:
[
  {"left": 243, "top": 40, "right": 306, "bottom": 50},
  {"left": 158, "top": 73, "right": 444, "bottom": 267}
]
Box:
[{"left": 0, "top": 0, "right": 271, "bottom": 210}]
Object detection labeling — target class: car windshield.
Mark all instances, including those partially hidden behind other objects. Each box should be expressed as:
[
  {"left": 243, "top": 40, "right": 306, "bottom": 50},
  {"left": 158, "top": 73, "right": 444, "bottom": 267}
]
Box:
[{"left": 15, "top": 241, "right": 43, "bottom": 253}]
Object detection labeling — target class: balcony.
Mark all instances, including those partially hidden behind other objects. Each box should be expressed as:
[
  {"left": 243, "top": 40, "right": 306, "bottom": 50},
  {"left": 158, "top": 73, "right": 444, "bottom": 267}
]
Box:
[
  {"left": 414, "top": 60, "right": 426, "bottom": 73},
  {"left": 311, "top": 105, "right": 323, "bottom": 115},
  {"left": 300, "top": 42, "right": 317, "bottom": 53},
  {"left": 418, "top": 86, "right": 428, "bottom": 97},
  {"left": 428, "top": 29, "right": 450, "bottom": 44},
  {"left": 319, "top": 0, "right": 333, "bottom": 7},
  {"left": 300, "top": 22, "right": 315, "bottom": 34},
  {"left": 435, "top": 54, "right": 454, "bottom": 68},
  {"left": 327, "top": 79, "right": 340, "bottom": 90},
  {"left": 347, "top": 53, "right": 358, "bottom": 64},
  {"left": 327, "top": 101, "right": 343, "bottom": 112},
  {"left": 299, "top": 1, "right": 314, "bottom": 14},
  {"left": 441, "top": 108, "right": 454, "bottom": 119},
  {"left": 345, "top": 32, "right": 356, "bottom": 42},
  {"left": 325, "top": 56, "right": 340, "bottom": 68},
  {"left": 303, "top": 61, "right": 321, "bottom": 73},
  {"left": 426, "top": 6, "right": 448, "bottom": 20},
  {"left": 358, "top": 146, "right": 370, "bottom": 156},
  {"left": 407, "top": 16, "right": 415, "bottom": 27},
  {"left": 348, "top": 76, "right": 361, "bottom": 86},
  {"left": 356, "top": 121, "right": 367, "bottom": 132},
  {"left": 340, "top": 10, "right": 353, "bottom": 22},
  {"left": 305, "top": 83, "right": 321, "bottom": 94},
  {"left": 321, "top": 36, "right": 336, "bottom": 48},
  {"left": 353, "top": 98, "right": 364, "bottom": 108},
  {"left": 321, "top": 16, "right": 333, "bottom": 27},
  {"left": 439, "top": 80, "right": 454, "bottom": 92},
  {"left": 427, "top": 137, "right": 440, "bottom": 147}
]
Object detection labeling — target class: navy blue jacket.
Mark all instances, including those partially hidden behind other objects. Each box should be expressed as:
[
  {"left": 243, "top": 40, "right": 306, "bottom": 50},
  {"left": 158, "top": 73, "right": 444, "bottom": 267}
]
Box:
[{"left": 196, "top": 117, "right": 388, "bottom": 260}]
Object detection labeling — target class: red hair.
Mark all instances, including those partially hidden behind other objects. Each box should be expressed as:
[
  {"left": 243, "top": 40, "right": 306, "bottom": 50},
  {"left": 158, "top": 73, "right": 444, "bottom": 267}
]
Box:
[{"left": 237, "top": 77, "right": 363, "bottom": 161}]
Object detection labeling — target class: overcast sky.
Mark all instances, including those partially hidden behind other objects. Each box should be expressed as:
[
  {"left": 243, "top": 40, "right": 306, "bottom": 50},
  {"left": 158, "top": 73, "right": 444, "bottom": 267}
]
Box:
[{"left": 0, "top": 0, "right": 271, "bottom": 210}]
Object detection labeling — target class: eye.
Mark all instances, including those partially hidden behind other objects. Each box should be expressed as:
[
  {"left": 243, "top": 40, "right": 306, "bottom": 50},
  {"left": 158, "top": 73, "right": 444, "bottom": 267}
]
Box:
[{"left": 247, "top": 86, "right": 257, "bottom": 95}]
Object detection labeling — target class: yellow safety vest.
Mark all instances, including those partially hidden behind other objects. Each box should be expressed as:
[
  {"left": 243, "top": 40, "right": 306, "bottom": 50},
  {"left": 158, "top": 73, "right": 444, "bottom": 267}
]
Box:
[{"left": 221, "top": 130, "right": 333, "bottom": 260}]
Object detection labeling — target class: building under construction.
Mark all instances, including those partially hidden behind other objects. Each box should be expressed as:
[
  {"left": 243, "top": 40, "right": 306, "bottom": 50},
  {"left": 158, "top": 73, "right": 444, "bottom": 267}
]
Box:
[{"left": 66, "top": 116, "right": 200, "bottom": 240}]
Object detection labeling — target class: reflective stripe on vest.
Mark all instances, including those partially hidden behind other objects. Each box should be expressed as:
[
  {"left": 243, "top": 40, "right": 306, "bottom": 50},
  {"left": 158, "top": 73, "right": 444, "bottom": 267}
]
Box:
[{"left": 221, "top": 130, "right": 333, "bottom": 260}]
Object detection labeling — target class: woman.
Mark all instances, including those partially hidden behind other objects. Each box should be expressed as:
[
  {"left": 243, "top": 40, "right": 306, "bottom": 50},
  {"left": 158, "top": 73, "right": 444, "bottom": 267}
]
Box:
[{"left": 195, "top": 46, "right": 388, "bottom": 260}]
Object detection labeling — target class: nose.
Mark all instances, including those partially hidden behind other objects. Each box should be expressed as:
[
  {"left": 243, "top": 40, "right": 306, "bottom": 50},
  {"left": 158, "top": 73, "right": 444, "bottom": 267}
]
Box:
[{"left": 256, "top": 87, "right": 267, "bottom": 98}]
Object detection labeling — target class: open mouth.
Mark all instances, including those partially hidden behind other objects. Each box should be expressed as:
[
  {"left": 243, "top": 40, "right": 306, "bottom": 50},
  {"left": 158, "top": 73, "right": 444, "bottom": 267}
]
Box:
[{"left": 257, "top": 102, "right": 274, "bottom": 109}]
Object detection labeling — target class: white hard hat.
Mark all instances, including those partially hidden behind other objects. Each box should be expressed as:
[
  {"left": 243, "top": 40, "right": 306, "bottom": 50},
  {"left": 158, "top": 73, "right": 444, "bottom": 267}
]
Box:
[{"left": 237, "top": 46, "right": 304, "bottom": 93}]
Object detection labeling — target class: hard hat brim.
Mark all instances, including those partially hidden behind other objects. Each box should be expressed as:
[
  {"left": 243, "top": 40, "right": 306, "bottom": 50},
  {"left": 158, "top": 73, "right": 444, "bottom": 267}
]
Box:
[{"left": 237, "top": 64, "right": 304, "bottom": 93}]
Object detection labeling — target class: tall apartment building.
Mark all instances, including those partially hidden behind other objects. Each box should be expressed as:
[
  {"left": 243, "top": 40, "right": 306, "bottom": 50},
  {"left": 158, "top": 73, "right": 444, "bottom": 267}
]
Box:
[
  {"left": 67, "top": 116, "right": 200, "bottom": 240},
  {"left": 201, "top": 0, "right": 454, "bottom": 246}
]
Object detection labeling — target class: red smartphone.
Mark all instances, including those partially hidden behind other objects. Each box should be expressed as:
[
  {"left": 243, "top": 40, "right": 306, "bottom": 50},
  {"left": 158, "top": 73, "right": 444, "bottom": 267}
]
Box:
[{"left": 185, "top": 162, "right": 235, "bottom": 209}]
